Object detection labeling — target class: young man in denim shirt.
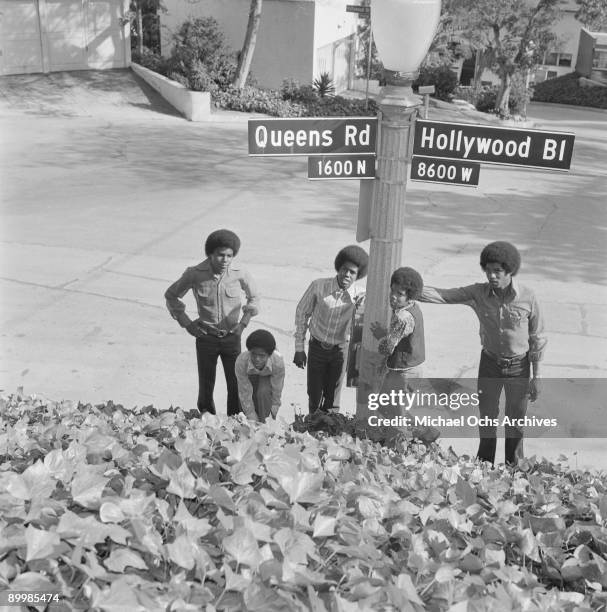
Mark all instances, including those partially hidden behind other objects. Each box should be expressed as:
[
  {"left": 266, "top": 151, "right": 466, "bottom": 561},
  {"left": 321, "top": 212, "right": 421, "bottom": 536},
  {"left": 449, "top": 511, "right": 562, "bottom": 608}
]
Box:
[
  {"left": 419, "top": 241, "right": 546, "bottom": 465},
  {"left": 165, "top": 229, "right": 260, "bottom": 416}
]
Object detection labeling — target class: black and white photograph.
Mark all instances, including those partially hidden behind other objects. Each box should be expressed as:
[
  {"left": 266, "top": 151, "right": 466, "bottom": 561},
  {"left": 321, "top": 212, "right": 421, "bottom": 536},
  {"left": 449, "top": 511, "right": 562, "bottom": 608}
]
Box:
[{"left": 1, "top": 0, "right": 607, "bottom": 609}]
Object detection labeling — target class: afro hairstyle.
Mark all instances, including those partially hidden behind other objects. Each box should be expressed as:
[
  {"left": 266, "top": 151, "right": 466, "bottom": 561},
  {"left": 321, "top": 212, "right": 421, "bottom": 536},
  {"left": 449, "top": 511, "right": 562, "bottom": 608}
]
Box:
[
  {"left": 334, "top": 245, "right": 369, "bottom": 279},
  {"left": 480, "top": 241, "right": 521, "bottom": 276},
  {"left": 245, "top": 329, "right": 276, "bottom": 354},
  {"left": 205, "top": 229, "right": 241, "bottom": 256},
  {"left": 390, "top": 267, "right": 424, "bottom": 300}
]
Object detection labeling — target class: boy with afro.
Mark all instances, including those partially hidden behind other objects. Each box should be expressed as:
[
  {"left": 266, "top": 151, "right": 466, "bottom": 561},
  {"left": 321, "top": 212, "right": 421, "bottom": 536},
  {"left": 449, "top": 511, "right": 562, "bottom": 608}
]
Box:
[
  {"left": 419, "top": 241, "right": 547, "bottom": 465},
  {"left": 371, "top": 267, "right": 426, "bottom": 387},
  {"left": 370, "top": 267, "right": 440, "bottom": 443},
  {"left": 235, "top": 329, "right": 285, "bottom": 422},
  {"left": 165, "top": 229, "right": 259, "bottom": 416},
  {"left": 294, "top": 245, "right": 368, "bottom": 413}
]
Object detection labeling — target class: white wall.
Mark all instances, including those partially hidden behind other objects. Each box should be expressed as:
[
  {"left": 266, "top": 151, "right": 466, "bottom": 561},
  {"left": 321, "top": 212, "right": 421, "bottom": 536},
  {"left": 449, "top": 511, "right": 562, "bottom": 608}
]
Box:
[
  {"left": 160, "top": 0, "right": 315, "bottom": 89},
  {"left": 313, "top": 0, "right": 359, "bottom": 92}
]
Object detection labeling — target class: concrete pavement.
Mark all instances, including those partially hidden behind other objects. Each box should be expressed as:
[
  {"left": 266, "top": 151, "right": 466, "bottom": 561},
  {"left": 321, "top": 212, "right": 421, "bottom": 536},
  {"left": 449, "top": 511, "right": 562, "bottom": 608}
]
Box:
[{"left": 1, "top": 71, "right": 606, "bottom": 468}]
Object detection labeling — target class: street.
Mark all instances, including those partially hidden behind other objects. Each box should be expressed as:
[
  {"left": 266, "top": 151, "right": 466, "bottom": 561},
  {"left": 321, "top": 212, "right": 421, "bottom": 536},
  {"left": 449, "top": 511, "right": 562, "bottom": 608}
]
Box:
[{"left": 1, "top": 71, "right": 606, "bottom": 467}]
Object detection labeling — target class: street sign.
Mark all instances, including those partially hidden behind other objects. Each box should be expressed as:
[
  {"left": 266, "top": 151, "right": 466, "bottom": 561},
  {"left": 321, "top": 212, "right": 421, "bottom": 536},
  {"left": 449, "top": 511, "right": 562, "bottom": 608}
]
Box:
[
  {"left": 413, "top": 119, "right": 575, "bottom": 170},
  {"left": 248, "top": 117, "right": 378, "bottom": 156},
  {"left": 410, "top": 155, "right": 480, "bottom": 186},
  {"left": 308, "top": 154, "right": 376, "bottom": 180},
  {"left": 346, "top": 4, "right": 370, "bottom": 15},
  {"left": 418, "top": 85, "right": 435, "bottom": 95}
]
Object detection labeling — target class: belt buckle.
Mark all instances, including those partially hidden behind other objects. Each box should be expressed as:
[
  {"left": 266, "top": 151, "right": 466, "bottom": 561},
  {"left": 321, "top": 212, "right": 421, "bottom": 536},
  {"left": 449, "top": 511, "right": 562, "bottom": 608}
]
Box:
[{"left": 320, "top": 341, "right": 334, "bottom": 350}]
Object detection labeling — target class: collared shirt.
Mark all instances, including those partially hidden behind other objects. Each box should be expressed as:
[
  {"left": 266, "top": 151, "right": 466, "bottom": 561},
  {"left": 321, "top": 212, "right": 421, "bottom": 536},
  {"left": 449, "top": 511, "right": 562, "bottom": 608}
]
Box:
[
  {"left": 165, "top": 259, "right": 259, "bottom": 331},
  {"left": 419, "top": 280, "right": 547, "bottom": 361},
  {"left": 294, "top": 277, "right": 365, "bottom": 352},
  {"left": 378, "top": 303, "right": 416, "bottom": 357},
  {"left": 235, "top": 350, "right": 285, "bottom": 421}
]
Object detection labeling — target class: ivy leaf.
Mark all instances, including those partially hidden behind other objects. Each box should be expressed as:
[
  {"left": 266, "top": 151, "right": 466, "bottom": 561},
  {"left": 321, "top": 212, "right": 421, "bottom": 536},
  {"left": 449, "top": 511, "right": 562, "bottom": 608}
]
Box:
[
  {"left": 99, "top": 501, "right": 126, "bottom": 523},
  {"left": 173, "top": 501, "right": 212, "bottom": 537},
  {"left": 276, "top": 471, "right": 324, "bottom": 504},
  {"left": 104, "top": 548, "right": 148, "bottom": 572},
  {"left": 71, "top": 469, "right": 108, "bottom": 509},
  {"left": 312, "top": 515, "right": 336, "bottom": 538},
  {"left": 166, "top": 462, "right": 196, "bottom": 499},
  {"left": 166, "top": 534, "right": 198, "bottom": 570},
  {"left": 395, "top": 573, "right": 424, "bottom": 605},
  {"left": 455, "top": 477, "right": 477, "bottom": 508},
  {"left": 25, "top": 525, "right": 61, "bottom": 561},
  {"left": 223, "top": 528, "right": 263, "bottom": 569},
  {"left": 208, "top": 484, "right": 236, "bottom": 512},
  {"left": 223, "top": 563, "right": 250, "bottom": 592},
  {"left": 98, "top": 576, "right": 144, "bottom": 611}
]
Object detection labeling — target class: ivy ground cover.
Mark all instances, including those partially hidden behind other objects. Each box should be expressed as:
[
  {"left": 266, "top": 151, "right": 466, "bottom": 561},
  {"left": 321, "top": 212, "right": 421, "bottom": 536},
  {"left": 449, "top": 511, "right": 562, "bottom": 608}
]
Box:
[{"left": 1, "top": 393, "right": 607, "bottom": 611}]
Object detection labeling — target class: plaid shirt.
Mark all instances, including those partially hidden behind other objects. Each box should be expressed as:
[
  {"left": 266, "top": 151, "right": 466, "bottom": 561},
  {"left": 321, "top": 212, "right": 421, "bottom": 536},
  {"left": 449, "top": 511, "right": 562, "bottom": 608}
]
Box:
[
  {"left": 420, "top": 279, "right": 546, "bottom": 361},
  {"left": 294, "top": 277, "right": 365, "bottom": 352}
]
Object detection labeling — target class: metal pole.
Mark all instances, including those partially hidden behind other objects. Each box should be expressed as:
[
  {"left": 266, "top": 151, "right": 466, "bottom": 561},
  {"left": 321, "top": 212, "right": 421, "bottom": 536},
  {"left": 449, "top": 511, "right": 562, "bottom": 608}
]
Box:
[
  {"left": 356, "top": 73, "right": 421, "bottom": 420},
  {"left": 364, "top": 26, "right": 373, "bottom": 111}
]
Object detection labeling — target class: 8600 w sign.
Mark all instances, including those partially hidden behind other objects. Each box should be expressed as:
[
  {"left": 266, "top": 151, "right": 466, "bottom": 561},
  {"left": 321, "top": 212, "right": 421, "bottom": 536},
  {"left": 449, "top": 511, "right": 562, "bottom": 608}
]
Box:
[{"left": 410, "top": 155, "right": 480, "bottom": 186}]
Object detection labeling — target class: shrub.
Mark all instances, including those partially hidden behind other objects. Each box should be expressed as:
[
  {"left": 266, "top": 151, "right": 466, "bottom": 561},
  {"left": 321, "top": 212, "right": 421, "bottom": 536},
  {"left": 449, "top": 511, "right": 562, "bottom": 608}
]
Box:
[
  {"left": 532, "top": 71, "right": 607, "bottom": 109},
  {"left": 473, "top": 79, "right": 530, "bottom": 117},
  {"left": 167, "top": 17, "right": 237, "bottom": 92},
  {"left": 313, "top": 72, "right": 336, "bottom": 98},
  {"left": 413, "top": 64, "right": 458, "bottom": 101},
  {"left": 280, "top": 78, "right": 319, "bottom": 104},
  {"left": 131, "top": 47, "right": 168, "bottom": 75},
  {"left": 214, "top": 86, "right": 305, "bottom": 117},
  {"left": 303, "top": 96, "right": 378, "bottom": 117}
]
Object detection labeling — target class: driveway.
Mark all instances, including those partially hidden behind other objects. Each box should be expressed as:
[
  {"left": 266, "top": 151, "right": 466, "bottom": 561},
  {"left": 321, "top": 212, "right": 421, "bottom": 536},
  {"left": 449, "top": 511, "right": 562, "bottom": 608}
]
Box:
[
  {"left": 1, "top": 71, "right": 606, "bottom": 467},
  {"left": 0, "top": 69, "right": 181, "bottom": 119}
]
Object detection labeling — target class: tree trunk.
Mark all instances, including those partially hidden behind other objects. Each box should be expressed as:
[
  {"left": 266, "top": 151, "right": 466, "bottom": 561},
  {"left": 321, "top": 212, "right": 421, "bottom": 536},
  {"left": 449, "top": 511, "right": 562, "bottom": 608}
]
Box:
[
  {"left": 233, "top": 0, "right": 263, "bottom": 89},
  {"left": 496, "top": 72, "right": 511, "bottom": 116},
  {"left": 136, "top": 3, "right": 143, "bottom": 54}
]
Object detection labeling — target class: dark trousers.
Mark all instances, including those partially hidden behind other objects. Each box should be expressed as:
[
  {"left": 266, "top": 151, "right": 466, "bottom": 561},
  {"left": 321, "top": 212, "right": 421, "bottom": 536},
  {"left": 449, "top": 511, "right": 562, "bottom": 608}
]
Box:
[
  {"left": 307, "top": 337, "right": 346, "bottom": 413},
  {"left": 195, "top": 334, "right": 241, "bottom": 416},
  {"left": 477, "top": 350, "right": 530, "bottom": 466}
]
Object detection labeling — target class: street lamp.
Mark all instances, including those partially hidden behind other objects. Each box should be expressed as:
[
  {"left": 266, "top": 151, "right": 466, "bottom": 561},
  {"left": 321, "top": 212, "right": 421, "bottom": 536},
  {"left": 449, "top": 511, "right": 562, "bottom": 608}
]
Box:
[{"left": 356, "top": 0, "right": 442, "bottom": 417}]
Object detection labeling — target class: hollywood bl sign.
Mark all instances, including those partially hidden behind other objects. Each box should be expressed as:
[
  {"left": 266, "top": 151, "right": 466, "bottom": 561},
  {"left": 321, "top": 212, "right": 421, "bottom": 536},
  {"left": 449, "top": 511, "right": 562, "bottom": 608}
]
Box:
[{"left": 413, "top": 119, "right": 575, "bottom": 171}]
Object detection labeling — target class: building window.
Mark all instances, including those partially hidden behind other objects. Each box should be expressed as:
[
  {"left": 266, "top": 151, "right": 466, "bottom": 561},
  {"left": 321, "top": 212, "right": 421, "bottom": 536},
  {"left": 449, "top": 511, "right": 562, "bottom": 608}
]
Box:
[
  {"left": 547, "top": 70, "right": 558, "bottom": 79},
  {"left": 593, "top": 50, "right": 607, "bottom": 70},
  {"left": 558, "top": 53, "right": 572, "bottom": 67},
  {"left": 545, "top": 52, "right": 559, "bottom": 65}
]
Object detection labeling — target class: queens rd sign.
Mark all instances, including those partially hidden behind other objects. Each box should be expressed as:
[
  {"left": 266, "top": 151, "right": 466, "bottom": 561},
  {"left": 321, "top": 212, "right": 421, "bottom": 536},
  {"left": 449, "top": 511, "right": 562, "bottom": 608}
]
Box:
[
  {"left": 248, "top": 117, "right": 378, "bottom": 156},
  {"left": 413, "top": 119, "right": 575, "bottom": 170}
]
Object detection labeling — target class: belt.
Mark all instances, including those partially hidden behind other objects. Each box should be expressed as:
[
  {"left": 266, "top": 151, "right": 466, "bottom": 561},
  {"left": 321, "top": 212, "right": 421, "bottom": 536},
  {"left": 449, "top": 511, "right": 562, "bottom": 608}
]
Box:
[
  {"left": 311, "top": 337, "right": 342, "bottom": 350},
  {"left": 483, "top": 349, "right": 528, "bottom": 368}
]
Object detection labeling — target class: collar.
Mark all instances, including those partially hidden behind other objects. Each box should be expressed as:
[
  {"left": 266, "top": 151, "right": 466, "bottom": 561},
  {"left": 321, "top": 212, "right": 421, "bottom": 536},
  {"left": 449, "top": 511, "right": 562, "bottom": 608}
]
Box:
[
  {"left": 194, "top": 258, "right": 241, "bottom": 274},
  {"left": 393, "top": 300, "right": 415, "bottom": 314},
  {"left": 246, "top": 352, "right": 275, "bottom": 374},
  {"left": 332, "top": 276, "right": 359, "bottom": 299},
  {"left": 486, "top": 278, "right": 518, "bottom": 298}
]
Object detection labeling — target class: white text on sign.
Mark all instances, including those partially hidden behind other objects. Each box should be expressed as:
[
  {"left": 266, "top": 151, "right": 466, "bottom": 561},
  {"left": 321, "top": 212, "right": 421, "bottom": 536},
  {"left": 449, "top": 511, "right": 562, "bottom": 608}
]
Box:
[
  {"left": 410, "top": 156, "right": 480, "bottom": 186},
  {"left": 308, "top": 154, "right": 376, "bottom": 180},
  {"left": 413, "top": 119, "right": 575, "bottom": 170},
  {"left": 248, "top": 117, "right": 378, "bottom": 156}
]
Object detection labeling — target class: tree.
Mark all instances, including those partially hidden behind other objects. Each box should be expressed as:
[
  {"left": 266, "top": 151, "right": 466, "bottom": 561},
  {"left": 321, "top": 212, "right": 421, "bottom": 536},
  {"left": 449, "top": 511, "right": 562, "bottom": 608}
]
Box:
[
  {"left": 451, "top": 0, "right": 560, "bottom": 115},
  {"left": 129, "top": 0, "right": 164, "bottom": 55},
  {"left": 233, "top": 0, "right": 263, "bottom": 89},
  {"left": 575, "top": 0, "right": 607, "bottom": 31}
]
